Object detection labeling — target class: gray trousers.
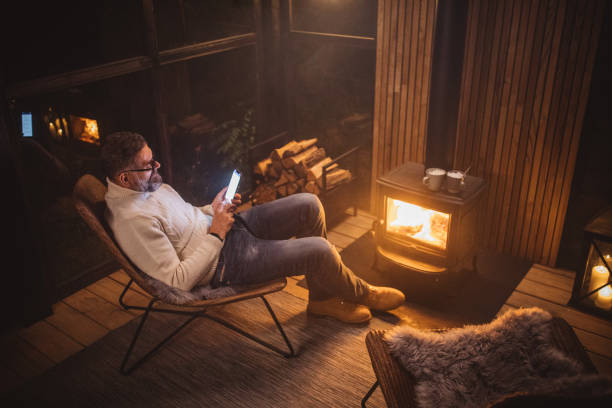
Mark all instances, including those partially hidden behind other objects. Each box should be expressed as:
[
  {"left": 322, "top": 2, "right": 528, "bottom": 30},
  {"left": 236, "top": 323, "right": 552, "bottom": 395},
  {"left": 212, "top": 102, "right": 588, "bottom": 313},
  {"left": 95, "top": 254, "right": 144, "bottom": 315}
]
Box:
[{"left": 213, "top": 193, "right": 368, "bottom": 302}]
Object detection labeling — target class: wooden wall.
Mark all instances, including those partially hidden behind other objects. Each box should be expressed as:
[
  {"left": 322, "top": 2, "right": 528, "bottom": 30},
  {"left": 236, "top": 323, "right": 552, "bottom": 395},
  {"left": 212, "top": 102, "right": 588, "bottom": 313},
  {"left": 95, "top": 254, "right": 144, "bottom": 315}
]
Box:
[
  {"left": 372, "top": 0, "right": 605, "bottom": 266},
  {"left": 371, "top": 0, "right": 438, "bottom": 209},
  {"left": 453, "top": 0, "right": 605, "bottom": 265}
]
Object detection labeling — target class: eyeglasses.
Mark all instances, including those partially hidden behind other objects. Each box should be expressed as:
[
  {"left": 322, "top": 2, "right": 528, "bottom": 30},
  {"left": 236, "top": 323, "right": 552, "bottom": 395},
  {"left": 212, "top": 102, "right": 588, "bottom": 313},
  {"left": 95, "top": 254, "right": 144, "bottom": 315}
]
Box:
[{"left": 122, "top": 158, "right": 158, "bottom": 173}]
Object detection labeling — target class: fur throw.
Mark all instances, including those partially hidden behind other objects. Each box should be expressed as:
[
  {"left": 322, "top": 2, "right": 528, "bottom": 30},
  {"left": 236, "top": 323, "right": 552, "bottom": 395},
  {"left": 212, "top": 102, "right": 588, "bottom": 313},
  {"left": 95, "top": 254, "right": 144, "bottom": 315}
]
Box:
[
  {"left": 385, "top": 307, "right": 612, "bottom": 408},
  {"left": 143, "top": 274, "right": 236, "bottom": 305}
]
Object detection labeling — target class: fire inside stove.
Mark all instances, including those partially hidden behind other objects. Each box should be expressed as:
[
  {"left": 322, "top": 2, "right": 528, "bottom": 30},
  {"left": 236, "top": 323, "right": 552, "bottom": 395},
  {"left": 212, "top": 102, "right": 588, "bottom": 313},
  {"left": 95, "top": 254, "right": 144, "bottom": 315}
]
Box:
[{"left": 386, "top": 198, "right": 450, "bottom": 250}]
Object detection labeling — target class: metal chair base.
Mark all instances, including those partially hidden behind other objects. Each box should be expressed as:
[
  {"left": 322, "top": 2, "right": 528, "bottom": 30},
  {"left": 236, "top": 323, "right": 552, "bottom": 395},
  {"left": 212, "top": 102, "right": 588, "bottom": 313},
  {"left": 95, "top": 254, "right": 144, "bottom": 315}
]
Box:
[
  {"left": 361, "top": 381, "right": 379, "bottom": 407},
  {"left": 118, "top": 280, "right": 296, "bottom": 375}
]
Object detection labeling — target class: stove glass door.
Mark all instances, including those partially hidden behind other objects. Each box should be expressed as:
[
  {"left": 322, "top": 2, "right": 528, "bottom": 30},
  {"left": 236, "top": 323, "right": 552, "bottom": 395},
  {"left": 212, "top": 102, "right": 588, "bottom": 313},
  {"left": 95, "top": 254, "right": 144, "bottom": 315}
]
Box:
[{"left": 385, "top": 197, "right": 450, "bottom": 250}]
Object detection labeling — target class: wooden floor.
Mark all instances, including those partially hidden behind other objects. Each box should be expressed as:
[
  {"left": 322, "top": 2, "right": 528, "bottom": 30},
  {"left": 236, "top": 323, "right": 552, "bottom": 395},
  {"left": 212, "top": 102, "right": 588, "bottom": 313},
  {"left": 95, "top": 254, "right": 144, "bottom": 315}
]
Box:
[{"left": 1, "top": 209, "right": 611, "bottom": 394}]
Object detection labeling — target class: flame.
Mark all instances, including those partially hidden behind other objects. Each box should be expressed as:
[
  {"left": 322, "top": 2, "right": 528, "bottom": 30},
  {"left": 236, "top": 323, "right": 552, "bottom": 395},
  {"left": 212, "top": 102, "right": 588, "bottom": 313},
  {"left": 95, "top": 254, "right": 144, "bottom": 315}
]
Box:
[
  {"left": 70, "top": 115, "right": 100, "bottom": 144},
  {"left": 85, "top": 119, "right": 98, "bottom": 138},
  {"left": 387, "top": 199, "right": 449, "bottom": 249}
]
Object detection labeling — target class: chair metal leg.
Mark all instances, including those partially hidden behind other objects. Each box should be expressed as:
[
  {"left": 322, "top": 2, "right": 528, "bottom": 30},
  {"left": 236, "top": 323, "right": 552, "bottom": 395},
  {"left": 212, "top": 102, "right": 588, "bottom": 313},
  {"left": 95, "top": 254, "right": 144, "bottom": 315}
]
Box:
[
  {"left": 119, "top": 287, "right": 296, "bottom": 374},
  {"left": 203, "top": 295, "right": 296, "bottom": 358},
  {"left": 361, "top": 381, "right": 379, "bottom": 407},
  {"left": 120, "top": 298, "right": 199, "bottom": 375},
  {"left": 261, "top": 295, "right": 296, "bottom": 357},
  {"left": 118, "top": 278, "right": 134, "bottom": 310}
]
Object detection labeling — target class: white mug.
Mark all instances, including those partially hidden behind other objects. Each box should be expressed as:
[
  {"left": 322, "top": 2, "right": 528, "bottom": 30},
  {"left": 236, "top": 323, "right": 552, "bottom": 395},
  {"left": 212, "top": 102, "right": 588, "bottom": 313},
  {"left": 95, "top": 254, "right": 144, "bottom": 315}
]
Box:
[
  {"left": 422, "top": 168, "right": 446, "bottom": 191},
  {"left": 446, "top": 169, "right": 466, "bottom": 193}
]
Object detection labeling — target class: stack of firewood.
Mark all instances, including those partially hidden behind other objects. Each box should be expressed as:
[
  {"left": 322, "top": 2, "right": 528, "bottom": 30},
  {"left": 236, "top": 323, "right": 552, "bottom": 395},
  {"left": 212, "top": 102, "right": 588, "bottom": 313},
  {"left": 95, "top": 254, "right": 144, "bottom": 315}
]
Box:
[{"left": 251, "top": 138, "right": 352, "bottom": 205}]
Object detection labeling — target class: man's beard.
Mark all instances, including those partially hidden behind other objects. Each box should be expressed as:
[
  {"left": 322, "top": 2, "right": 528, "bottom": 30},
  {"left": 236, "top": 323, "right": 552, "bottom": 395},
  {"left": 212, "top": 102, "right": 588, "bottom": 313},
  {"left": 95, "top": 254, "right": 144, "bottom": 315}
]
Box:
[{"left": 135, "top": 170, "right": 163, "bottom": 192}]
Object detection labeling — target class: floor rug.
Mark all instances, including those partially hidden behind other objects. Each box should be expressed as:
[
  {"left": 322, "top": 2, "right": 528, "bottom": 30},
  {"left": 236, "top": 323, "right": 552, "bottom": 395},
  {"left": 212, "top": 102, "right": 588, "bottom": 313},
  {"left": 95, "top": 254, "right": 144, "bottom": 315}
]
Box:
[
  {"left": 4, "top": 291, "right": 393, "bottom": 408},
  {"left": 300, "top": 232, "right": 532, "bottom": 327}
]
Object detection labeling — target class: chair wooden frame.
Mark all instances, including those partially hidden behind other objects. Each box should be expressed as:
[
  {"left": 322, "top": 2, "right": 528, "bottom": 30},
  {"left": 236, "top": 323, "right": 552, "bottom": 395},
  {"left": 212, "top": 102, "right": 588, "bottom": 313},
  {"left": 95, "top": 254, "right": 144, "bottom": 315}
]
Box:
[{"left": 73, "top": 175, "right": 296, "bottom": 375}]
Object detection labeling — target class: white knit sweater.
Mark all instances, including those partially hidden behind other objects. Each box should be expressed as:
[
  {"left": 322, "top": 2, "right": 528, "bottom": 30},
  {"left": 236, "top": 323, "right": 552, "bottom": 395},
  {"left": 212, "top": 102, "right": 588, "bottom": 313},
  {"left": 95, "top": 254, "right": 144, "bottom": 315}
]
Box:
[{"left": 104, "top": 179, "right": 223, "bottom": 291}]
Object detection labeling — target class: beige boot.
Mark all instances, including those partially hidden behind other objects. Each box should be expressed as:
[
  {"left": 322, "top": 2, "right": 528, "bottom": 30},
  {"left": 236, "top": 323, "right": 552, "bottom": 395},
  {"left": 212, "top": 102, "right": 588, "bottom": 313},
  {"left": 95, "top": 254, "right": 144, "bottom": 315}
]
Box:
[
  {"left": 361, "top": 285, "right": 406, "bottom": 311},
  {"left": 307, "top": 297, "right": 372, "bottom": 324}
]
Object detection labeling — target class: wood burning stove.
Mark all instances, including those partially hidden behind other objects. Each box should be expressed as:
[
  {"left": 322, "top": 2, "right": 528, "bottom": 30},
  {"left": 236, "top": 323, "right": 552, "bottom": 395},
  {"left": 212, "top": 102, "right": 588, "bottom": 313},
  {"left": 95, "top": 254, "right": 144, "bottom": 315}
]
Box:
[{"left": 373, "top": 162, "right": 486, "bottom": 279}]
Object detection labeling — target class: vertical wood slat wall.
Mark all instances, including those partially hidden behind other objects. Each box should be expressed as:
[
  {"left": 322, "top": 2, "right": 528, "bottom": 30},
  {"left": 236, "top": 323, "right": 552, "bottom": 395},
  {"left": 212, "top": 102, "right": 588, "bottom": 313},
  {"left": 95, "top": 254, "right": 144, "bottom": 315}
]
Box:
[
  {"left": 453, "top": 0, "right": 605, "bottom": 265},
  {"left": 372, "top": 0, "right": 605, "bottom": 265},
  {"left": 371, "top": 0, "right": 438, "bottom": 211}
]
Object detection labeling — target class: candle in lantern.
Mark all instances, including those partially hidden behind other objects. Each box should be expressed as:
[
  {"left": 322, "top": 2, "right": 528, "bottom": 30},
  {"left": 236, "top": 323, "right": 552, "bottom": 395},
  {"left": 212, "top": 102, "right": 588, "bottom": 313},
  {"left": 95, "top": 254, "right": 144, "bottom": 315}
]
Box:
[
  {"left": 594, "top": 285, "right": 612, "bottom": 311},
  {"left": 589, "top": 265, "right": 610, "bottom": 299}
]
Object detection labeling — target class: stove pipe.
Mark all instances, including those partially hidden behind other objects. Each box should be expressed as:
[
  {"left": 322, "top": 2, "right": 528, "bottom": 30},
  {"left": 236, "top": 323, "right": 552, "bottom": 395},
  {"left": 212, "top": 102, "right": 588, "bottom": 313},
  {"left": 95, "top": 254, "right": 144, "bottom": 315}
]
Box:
[{"left": 425, "top": 0, "right": 469, "bottom": 171}]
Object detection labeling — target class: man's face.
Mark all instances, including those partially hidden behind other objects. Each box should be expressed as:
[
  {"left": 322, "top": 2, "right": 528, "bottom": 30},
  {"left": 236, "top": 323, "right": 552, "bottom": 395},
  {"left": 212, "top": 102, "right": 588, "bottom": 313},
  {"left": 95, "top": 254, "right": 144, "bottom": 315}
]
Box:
[{"left": 122, "top": 144, "right": 163, "bottom": 192}]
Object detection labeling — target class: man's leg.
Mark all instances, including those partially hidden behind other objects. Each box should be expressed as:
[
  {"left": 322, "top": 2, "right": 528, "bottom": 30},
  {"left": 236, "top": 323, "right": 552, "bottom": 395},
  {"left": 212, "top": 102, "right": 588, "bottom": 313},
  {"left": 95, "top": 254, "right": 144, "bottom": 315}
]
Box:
[
  {"left": 221, "top": 230, "right": 364, "bottom": 301},
  {"left": 218, "top": 229, "right": 372, "bottom": 323},
  {"left": 238, "top": 193, "right": 326, "bottom": 240},
  {"left": 225, "top": 194, "right": 406, "bottom": 321}
]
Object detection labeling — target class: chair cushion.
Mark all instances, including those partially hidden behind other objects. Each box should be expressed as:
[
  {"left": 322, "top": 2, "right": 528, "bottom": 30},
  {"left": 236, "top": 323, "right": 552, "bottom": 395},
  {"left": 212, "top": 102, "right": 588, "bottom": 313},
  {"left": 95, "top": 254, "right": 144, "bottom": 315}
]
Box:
[{"left": 384, "top": 307, "right": 612, "bottom": 408}]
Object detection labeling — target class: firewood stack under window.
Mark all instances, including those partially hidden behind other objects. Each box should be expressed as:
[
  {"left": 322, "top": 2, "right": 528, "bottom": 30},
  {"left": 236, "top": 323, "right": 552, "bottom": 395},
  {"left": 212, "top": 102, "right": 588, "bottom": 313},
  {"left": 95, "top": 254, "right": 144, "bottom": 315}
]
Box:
[{"left": 251, "top": 138, "right": 352, "bottom": 205}]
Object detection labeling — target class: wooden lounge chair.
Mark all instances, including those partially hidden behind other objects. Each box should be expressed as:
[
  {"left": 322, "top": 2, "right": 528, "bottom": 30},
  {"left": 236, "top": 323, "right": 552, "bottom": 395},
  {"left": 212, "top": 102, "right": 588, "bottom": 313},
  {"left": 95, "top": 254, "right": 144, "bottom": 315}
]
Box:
[
  {"left": 73, "top": 174, "right": 295, "bottom": 375},
  {"left": 362, "top": 317, "right": 600, "bottom": 407}
]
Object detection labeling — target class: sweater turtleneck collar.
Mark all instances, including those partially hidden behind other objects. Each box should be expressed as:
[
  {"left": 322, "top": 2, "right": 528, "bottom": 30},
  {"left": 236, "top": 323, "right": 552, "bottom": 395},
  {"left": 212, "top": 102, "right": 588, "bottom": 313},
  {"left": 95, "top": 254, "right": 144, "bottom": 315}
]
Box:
[{"left": 106, "top": 177, "right": 152, "bottom": 200}]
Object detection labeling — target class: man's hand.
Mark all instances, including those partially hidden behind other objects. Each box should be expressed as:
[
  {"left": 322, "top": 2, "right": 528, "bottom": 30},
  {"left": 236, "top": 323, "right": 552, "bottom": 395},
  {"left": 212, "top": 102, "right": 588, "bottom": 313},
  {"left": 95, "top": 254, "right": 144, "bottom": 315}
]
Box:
[
  {"left": 209, "top": 187, "right": 242, "bottom": 240},
  {"left": 229, "top": 193, "right": 242, "bottom": 212},
  {"left": 211, "top": 187, "right": 242, "bottom": 213},
  {"left": 209, "top": 193, "right": 234, "bottom": 241},
  {"left": 211, "top": 187, "right": 228, "bottom": 214}
]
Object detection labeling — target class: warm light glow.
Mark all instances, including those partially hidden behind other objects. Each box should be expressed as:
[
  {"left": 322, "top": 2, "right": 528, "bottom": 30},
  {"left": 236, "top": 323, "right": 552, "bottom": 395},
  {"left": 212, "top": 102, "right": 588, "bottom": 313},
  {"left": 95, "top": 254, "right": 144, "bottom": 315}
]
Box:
[
  {"left": 61, "top": 117, "right": 69, "bottom": 137},
  {"left": 386, "top": 198, "right": 449, "bottom": 249},
  {"left": 595, "top": 285, "right": 612, "bottom": 310},
  {"left": 589, "top": 265, "right": 610, "bottom": 300},
  {"left": 85, "top": 119, "right": 98, "bottom": 136},
  {"left": 70, "top": 115, "right": 100, "bottom": 144},
  {"left": 48, "top": 122, "right": 56, "bottom": 137}
]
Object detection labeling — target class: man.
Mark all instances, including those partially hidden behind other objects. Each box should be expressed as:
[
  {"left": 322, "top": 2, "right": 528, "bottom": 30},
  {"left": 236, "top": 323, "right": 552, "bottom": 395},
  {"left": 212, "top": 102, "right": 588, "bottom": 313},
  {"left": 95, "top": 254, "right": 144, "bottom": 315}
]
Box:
[{"left": 101, "top": 131, "right": 405, "bottom": 324}]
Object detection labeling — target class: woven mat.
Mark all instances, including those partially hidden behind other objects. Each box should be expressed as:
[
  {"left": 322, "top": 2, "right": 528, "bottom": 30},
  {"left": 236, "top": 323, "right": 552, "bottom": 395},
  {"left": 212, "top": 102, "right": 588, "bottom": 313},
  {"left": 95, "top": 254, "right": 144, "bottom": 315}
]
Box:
[{"left": 5, "top": 291, "right": 393, "bottom": 408}]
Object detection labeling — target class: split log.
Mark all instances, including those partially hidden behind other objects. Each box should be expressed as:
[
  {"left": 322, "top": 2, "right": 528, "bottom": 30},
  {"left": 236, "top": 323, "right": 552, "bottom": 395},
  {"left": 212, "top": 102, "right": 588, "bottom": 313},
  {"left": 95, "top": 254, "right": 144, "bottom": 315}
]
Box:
[
  {"left": 306, "top": 157, "right": 332, "bottom": 181},
  {"left": 268, "top": 164, "right": 280, "bottom": 179},
  {"left": 254, "top": 158, "right": 271, "bottom": 176},
  {"left": 304, "top": 180, "right": 320, "bottom": 195},
  {"left": 281, "top": 138, "right": 318, "bottom": 158},
  {"left": 271, "top": 159, "right": 283, "bottom": 173},
  {"left": 277, "top": 184, "right": 288, "bottom": 197},
  {"left": 316, "top": 163, "right": 339, "bottom": 187},
  {"left": 286, "top": 169, "right": 297, "bottom": 182},
  {"left": 304, "top": 147, "right": 326, "bottom": 168},
  {"left": 286, "top": 182, "right": 299, "bottom": 195},
  {"left": 323, "top": 168, "right": 352, "bottom": 190},
  {"left": 252, "top": 183, "right": 277, "bottom": 205},
  {"left": 274, "top": 171, "right": 289, "bottom": 187},
  {"left": 294, "top": 147, "right": 327, "bottom": 177},
  {"left": 307, "top": 158, "right": 339, "bottom": 187},
  {"left": 282, "top": 145, "right": 318, "bottom": 168},
  {"left": 270, "top": 140, "right": 298, "bottom": 161},
  {"left": 255, "top": 138, "right": 353, "bottom": 201}
]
